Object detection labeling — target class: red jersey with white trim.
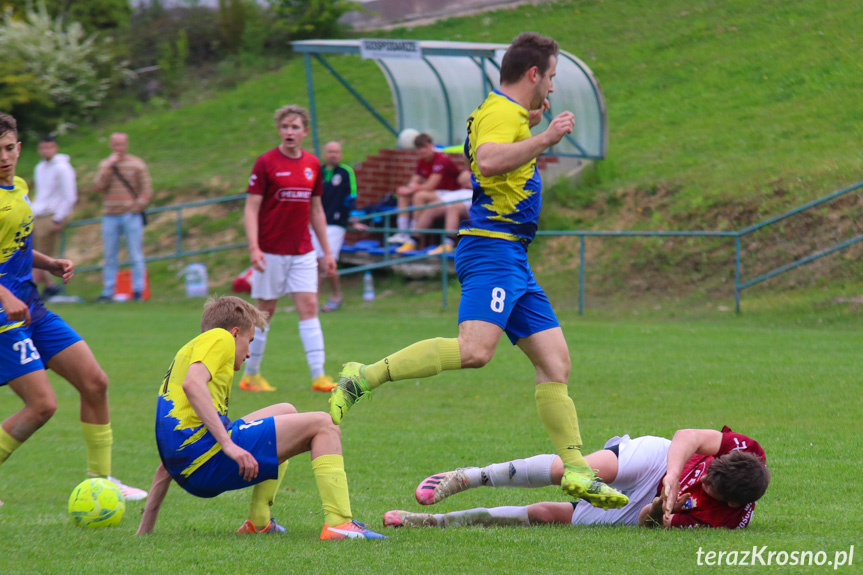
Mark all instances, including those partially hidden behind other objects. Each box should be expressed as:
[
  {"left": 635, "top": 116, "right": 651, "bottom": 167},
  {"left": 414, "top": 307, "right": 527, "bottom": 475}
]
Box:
[
  {"left": 669, "top": 426, "right": 766, "bottom": 529},
  {"left": 416, "top": 152, "right": 461, "bottom": 191},
  {"left": 247, "top": 148, "right": 323, "bottom": 255}
]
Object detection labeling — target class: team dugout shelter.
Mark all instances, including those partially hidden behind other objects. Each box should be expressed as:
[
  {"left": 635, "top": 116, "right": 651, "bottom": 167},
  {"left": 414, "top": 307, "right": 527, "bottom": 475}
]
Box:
[{"left": 291, "top": 38, "right": 608, "bottom": 161}]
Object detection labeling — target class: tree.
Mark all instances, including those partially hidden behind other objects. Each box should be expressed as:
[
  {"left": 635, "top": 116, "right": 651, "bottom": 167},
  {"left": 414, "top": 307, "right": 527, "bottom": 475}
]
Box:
[
  {"left": 0, "top": 2, "right": 126, "bottom": 135},
  {"left": 0, "top": 0, "right": 131, "bottom": 33},
  {"left": 269, "top": 0, "right": 360, "bottom": 40}
]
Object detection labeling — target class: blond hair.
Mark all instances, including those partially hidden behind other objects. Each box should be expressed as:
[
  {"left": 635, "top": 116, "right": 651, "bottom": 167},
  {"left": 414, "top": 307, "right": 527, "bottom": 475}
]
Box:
[
  {"left": 201, "top": 295, "right": 267, "bottom": 333},
  {"left": 274, "top": 105, "right": 311, "bottom": 129}
]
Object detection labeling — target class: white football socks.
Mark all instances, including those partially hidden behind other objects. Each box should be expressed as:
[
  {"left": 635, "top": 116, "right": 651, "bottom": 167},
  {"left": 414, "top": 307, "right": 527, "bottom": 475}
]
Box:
[
  {"left": 298, "top": 317, "right": 325, "bottom": 379},
  {"left": 433, "top": 506, "right": 530, "bottom": 527},
  {"left": 244, "top": 325, "right": 268, "bottom": 375},
  {"left": 463, "top": 454, "right": 556, "bottom": 488}
]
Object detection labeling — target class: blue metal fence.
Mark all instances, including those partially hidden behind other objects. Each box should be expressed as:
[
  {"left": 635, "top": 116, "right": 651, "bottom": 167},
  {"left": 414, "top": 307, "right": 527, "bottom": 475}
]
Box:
[{"left": 61, "top": 181, "right": 863, "bottom": 312}]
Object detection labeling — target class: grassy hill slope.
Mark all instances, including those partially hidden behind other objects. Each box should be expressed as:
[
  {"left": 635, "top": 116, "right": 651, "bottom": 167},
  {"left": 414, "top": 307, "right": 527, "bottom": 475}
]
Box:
[{"left": 15, "top": 0, "right": 863, "bottom": 304}]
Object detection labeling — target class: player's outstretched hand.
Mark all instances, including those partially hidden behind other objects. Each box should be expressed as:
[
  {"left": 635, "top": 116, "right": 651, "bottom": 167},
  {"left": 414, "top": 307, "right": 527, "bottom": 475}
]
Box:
[
  {"left": 660, "top": 473, "right": 680, "bottom": 516},
  {"left": 528, "top": 98, "right": 551, "bottom": 128},
  {"left": 0, "top": 290, "right": 30, "bottom": 326},
  {"left": 543, "top": 111, "right": 575, "bottom": 147},
  {"left": 250, "top": 248, "right": 267, "bottom": 273},
  {"left": 49, "top": 258, "right": 75, "bottom": 284},
  {"left": 223, "top": 442, "right": 259, "bottom": 482},
  {"left": 322, "top": 254, "right": 337, "bottom": 277}
]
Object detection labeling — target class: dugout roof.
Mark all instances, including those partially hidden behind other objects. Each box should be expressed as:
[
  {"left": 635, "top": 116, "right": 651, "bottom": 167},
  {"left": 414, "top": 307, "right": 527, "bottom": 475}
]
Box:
[{"left": 292, "top": 39, "right": 608, "bottom": 160}]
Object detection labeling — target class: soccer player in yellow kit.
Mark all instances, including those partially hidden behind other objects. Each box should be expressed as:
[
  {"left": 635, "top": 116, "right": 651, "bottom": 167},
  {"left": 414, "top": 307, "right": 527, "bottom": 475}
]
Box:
[
  {"left": 137, "top": 295, "right": 384, "bottom": 539},
  {"left": 329, "top": 33, "right": 627, "bottom": 509},
  {"left": 0, "top": 113, "right": 146, "bottom": 506}
]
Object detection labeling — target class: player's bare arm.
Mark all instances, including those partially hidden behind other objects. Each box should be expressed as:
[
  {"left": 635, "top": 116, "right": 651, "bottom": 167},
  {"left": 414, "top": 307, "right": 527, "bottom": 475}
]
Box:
[
  {"left": 182, "top": 362, "right": 259, "bottom": 481},
  {"left": 414, "top": 172, "right": 443, "bottom": 193},
  {"left": 243, "top": 193, "right": 266, "bottom": 272},
  {"left": 475, "top": 111, "right": 574, "bottom": 177},
  {"left": 396, "top": 174, "right": 423, "bottom": 196},
  {"left": 31, "top": 250, "right": 74, "bottom": 283},
  {"left": 661, "top": 429, "right": 723, "bottom": 516},
  {"left": 136, "top": 463, "right": 172, "bottom": 535},
  {"left": 309, "top": 196, "right": 336, "bottom": 277},
  {"left": 0, "top": 283, "right": 30, "bottom": 326}
]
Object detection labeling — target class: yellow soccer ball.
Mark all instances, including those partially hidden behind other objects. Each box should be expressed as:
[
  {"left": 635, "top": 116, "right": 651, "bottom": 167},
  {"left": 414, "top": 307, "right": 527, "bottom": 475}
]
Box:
[{"left": 68, "top": 478, "right": 125, "bottom": 528}]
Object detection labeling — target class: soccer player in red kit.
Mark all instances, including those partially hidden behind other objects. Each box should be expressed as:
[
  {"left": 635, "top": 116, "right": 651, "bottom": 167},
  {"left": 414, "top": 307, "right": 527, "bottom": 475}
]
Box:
[
  {"left": 383, "top": 426, "right": 769, "bottom": 530},
  {"left": 240, "top": 105, "right": 338, "bottom": 393}
]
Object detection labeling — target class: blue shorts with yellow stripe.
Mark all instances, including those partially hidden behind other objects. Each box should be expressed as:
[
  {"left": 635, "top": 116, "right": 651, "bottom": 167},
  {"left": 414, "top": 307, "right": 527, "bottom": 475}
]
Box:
[
  {"left": 161, "top": 416, "right": 280, "bottom": 498},
  {"left": 0, "top": 310, "right": 83, "bottom": 385},
  {"left": 455, "top": 234, "right": 560, "bottom": 344}
]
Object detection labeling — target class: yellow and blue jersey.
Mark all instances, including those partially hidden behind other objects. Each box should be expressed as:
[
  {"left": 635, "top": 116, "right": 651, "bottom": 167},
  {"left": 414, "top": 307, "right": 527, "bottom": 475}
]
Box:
[
  {"left": 0, "top": 176, "right": 42, "bottom": 334},
  {"left": 460, "top": 91, "right": 543, "bottom": 244},
  {"left": 155, "top": 328, "right": 236, "bottom": 479}
]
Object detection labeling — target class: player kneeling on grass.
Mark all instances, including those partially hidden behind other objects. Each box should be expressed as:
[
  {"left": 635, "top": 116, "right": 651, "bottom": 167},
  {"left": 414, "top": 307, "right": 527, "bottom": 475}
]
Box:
[
  {"left": 136, "top": 296, "right": 385, "bottom": 540},
  {"left": 384, "top": 427, "right": 769, "bottom": 530}
]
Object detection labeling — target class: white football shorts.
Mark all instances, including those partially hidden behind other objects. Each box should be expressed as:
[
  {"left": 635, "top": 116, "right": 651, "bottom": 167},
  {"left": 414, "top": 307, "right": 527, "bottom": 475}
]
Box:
[
  {"left": 570, "top": 435, "right": 672, "bottom": 526},
  {"left": 251, "top": 251, "right": 318, "bottom": 299},
  {"left": 311, "top": 225, "right": 347, "bottom": 260}
]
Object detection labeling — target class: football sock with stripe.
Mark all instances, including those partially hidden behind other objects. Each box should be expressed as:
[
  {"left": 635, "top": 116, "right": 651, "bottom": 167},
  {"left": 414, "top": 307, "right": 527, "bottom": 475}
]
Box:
[
  {"left": 81, "top": 422, "right": 113, "bottom": 477},
  {"left": 363, "top": 337, "right": 461, "bottom": 389},
  {"left": 312, "top": 454, "right": 352, "bottom": 526},
  {"left": 298, "top": 318, "right": 325, "bottom": 379},
  {"left": 0, "top": 426, "right": 22, "bottom": 466},
  {"left": 248, "top": 460, "right": 289, "bottom": 529},
  {"left": 463, "top": 454, "right": 556, "bottom": 488},
  {"left": 535, "top": 382, "right": 589, "bottom": 468}
]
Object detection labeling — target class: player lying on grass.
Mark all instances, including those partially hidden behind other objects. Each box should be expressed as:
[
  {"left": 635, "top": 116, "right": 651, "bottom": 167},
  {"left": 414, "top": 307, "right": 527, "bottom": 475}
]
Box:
[
  {"left": 384, "top": 427, "right": 769, "bottom": 530},
  {"left": 136, "top": 296, "right": 385, "bottom": 539},
  {"left": 0, "top": 113, "right": 146, "bottom": 507}
]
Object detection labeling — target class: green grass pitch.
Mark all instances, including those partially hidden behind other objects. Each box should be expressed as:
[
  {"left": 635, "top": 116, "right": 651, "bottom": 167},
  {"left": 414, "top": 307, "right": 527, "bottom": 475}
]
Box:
[{"left": 0, "top": 292, "right": 858, "bottom": 574}]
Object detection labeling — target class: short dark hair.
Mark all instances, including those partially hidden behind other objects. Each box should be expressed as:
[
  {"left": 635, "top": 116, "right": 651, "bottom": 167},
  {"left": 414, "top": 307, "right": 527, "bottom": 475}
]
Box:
[
  {"left": 704, "top": 451, "right": 770, "bottom": 506},
  {"left": 414, "top": 132, "right": 433, "bottom": 149},
  {"left": 500, "top": 32, "right": 559, "bottom": 85},
  {"left": 0, "top": 113, "right": 18, "bottom": 140},
  {"left": 39, "top": 135, "right": 57, "bottom": 144}
]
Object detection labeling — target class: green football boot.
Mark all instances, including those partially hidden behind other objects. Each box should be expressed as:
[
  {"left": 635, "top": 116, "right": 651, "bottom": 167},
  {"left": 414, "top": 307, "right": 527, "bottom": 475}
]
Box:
[
  {"left": 561, "top": 464, "right": 629, "bottom": 509},
  {"left": 329, "top": 362, "right": 372, "bottom": 424}
]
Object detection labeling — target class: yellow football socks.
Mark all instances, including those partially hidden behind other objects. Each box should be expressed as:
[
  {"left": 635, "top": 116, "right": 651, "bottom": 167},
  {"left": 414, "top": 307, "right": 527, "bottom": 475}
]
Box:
[
  {"left": 535, "top": 382, "right": 589, "bottom": 468},
  {"left": 81, "top": 422, "right": 113, "bottom": 477},
  {"left": 248, "top": 460, "right": 289, "bottom": 529},
  {"left": 364, "top": 337, "right": 461, "bottom": 389},
  {"left": 311, "top": 454, "right": 352, "bottom": 526},
  {"left": 0, "top": 426, "right": 22, "bottom": 465}
]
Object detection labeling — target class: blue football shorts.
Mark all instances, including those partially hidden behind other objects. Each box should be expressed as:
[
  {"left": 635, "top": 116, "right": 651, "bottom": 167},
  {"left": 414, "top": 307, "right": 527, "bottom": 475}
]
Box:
[
  {"left": 455, "top": 234, "right": 560, "bottom": 344},
  {"left": 175, "top": 416, "right": 280, "bottom": 498},
  {"left": 0, "top": 310, "right": 83, "bottom": 386}
]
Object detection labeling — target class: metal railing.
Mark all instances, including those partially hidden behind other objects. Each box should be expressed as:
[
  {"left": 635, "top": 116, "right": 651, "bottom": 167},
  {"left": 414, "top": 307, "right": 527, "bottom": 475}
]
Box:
[{"left": 60, "top": 181, "right": 863, "bottom": 312}]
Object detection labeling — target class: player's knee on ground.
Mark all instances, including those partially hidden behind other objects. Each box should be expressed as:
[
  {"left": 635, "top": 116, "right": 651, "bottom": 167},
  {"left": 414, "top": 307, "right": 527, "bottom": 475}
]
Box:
[{"left": 526, "top": 502, "right": 570, "bottom": 525}]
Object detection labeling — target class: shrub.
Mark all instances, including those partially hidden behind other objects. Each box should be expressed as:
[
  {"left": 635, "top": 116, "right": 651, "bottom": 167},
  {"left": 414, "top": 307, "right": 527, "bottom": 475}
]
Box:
[{"left": 0, "top": 2, "right": 126, "bottom": 135}]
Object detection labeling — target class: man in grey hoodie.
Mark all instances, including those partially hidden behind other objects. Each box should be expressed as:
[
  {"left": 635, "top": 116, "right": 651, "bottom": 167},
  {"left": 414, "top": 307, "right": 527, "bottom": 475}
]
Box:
[{"left": 32, "top": 136, "right": 77, "bottom": 298}]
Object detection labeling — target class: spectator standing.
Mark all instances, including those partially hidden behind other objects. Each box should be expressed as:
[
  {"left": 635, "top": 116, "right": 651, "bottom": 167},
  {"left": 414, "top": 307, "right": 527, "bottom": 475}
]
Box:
[
  {"left": 31, "top": 136, "right": 77, "bottom": 298},
  {"left": 312, "top": 141, "right": 365, "bottom": 313},
  {"left": 93, "top": 133, "right": 152, "bottom": 302}
]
